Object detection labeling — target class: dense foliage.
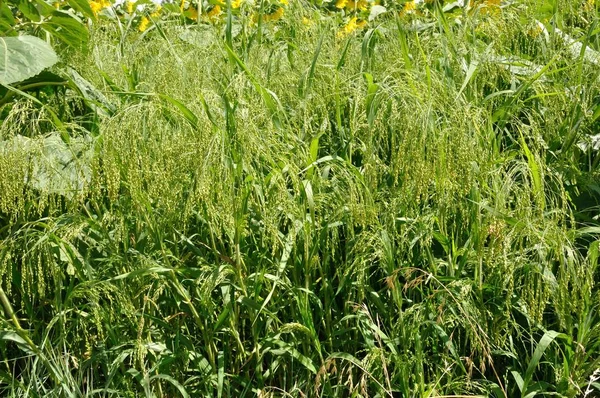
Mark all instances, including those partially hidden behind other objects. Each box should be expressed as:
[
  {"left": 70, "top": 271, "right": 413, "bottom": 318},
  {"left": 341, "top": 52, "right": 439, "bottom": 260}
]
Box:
[{"left": 1, "top": 0, "right": 600, "bottom": 396}]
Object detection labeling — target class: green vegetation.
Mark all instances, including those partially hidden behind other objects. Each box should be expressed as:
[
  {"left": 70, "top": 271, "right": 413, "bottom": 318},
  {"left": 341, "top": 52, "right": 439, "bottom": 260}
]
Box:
[{"left": 1, "top": 0, "right": 600, "bottom": 396}]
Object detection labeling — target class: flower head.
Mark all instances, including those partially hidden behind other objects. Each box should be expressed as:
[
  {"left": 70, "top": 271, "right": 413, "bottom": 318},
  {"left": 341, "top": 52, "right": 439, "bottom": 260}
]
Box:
[
  {"left": 207, "top": 4, "right": 222, "bottom": 18},
  {"left": 337, "top": 16, "right": 366, "bottom": 38},
  {"left": 89, "top": 0, "right": 110, "bottom": 15},
  {"left": 138, "top": 16, "right": 150, "bottom": 31},
  {"left": 265, "top": 6, "right": 284, "bottom": 22},
  {"left": 335, "top": 0, "right": 347, "bottom": 9}
]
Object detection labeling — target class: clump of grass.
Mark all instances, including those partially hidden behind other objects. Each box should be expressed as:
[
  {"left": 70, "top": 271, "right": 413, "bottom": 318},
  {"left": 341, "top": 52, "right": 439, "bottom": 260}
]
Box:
[{"left": 1, "top": 1, "right": 599, "bottom": 396}]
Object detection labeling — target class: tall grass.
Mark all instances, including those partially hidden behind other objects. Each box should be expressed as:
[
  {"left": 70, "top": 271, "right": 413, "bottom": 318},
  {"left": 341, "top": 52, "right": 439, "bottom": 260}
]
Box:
[{"left": 1, "top": 1, "right": 600, "bottom": 396}]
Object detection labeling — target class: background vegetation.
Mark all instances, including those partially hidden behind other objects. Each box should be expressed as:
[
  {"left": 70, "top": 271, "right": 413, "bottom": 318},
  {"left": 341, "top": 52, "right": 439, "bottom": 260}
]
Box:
[{"left": 1, "top": 0, "right": 600, "bottom": 396}]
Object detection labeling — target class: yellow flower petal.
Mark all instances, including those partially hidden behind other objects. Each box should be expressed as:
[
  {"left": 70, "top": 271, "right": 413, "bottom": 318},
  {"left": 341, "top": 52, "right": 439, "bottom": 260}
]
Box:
[
  {"left": 337, "top": 16, "right": 366, "bottom": 38},
  {"left": 335, "top": 0, "right": 348, "bottom": 9},
  {"left": 401, "top": 0, "right": 416, "bottom": 15},
  {"left": 207, "top": 4, "right": 222, "bottom": 18},
  {"left": 138, "top": 16, "right": 150, "bottom": 32},
  {"left": 346, "top": 0, "right": 368, "bottom": 10},
  {"left": 151, "top": 6, "right": 161, "bottom": 18},
  {"left": 185, "top": 6, "right": 198, "bottom": 20},
  {"left": 90, "top": 0, "right": 102, "bottom": 15},
  {"left": 265, "top": 6, "right": 284, "bottom": 22}
]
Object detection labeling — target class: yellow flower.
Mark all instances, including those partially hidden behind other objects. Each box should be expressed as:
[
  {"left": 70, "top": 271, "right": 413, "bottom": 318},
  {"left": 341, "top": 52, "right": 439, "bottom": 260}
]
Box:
[
  {"left": 302, "top": 16, "right": 311, "bottom": 25},
  {"left": 400, "top": 0, "right": 416, "bottom": 15},
  {"left": 252, "top": 6, "right": 284, "bottom": 24},
  {"left": 232, "top": 0, "right": 243, "bottom": 7},
  {"left": 185, "top": 6, "right": 198, "bottom": 20},
  {"left": 279, "top": 0, "right": 289, "bottom": 4},
  {"left": 470, "top": 0, "right": 501, "bottom": 14},
  {"left": 528, "top": 24, "right": 543, "bottom": 38},
  {"left": 53, "top": 1, "right": 61, "bottom": 9},
  {"left": 346, "top": 0, "right": 368, "bottom": 10},
  {"left": 469, "top": 0, "right": 501, "bottom": 10},
  {"left": 127, "top": 0, "right": 135, "bottom": 13},
  {"left": 337, "top": 16, "right": 366, "bottom": 38},
  {"left": 89, "top": 0, "right": 103, "bottom": 15},
  {"left": 138, "top": 16, "right": 150, "bottom": 32},
  {"left": 335, "top": 0, "right": 347, "bottom": 8},
  {"left": 265, "top": 6, "right": 284, "bottom": 22},
  {"left": 150, "top": 5, "right": 161, "bottom": 18},
  {"left": 207, "top": 4, "right": 222, "bottom": 18},
  {"left": 586, "top": 0, "right": 595, "bottom": 11}
]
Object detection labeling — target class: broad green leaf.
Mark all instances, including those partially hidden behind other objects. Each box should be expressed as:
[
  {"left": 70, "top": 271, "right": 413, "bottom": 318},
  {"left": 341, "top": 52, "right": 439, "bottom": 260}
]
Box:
[
  {"left": 522, "top": 330, "right": 566, "bottom": 395},
  {"left": 17, "top": 0, "right": 40, "bottom": 22},
  {"left": 42, "top": 13, "right": 89, "bottom": 50},
  {"left": 68, "top": 67, "right": 116, "bottom": 115},
  {"left": 0, "top": 4, "right": 16, "bottom": 35},
  {"left": 33, "top": 0, "right": 58, "bottom": 17},
  {"left": 67, "top": 0, "right": 95, "bottom": 19},
  {"left": 148, "top": 374, "right": 189, "bottom": 398},
  {"left": 178, "top": 26, "right": 216, "bottom": 48},
  {"left": 0, "top": 35, "right": 58, "bottom": 85},
  {"left": 369, "top": 5, "right": 386, "bottom": 21},
  {"left": 364, "top": 72, "right": 380, "bottom": 128},
  {"left": 0, "top": 331, "right": 35, "bottom": 355},
  {"left": 217, "top": 351, "right": 224, "bottom": 398},
  {"left": 511, "top": 370, "right": 525, "bottom": 392},
  {"left": 0, "top": 133, "right": 93, "bottom": 196},
  {"left": 0, "top": 70, "right": 67, "bottom": 100}
]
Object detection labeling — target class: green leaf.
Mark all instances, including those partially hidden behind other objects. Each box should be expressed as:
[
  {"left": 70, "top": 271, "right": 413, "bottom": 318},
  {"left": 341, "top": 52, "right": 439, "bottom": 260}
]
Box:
[
  {"left": 198, "top": 92, "right": 218, "bottom": 127},
  {"left": 17, "top": 0, "right": 40, "bottom": 22},
  {"left": 0, "top": 35, "right": 58, "bottom": 85},
  {"left": 42, "top": 13, "right": 89, "bottom": 50},
  {"left": 522, "top": 330, "right": 566, "bottom": 396},
  {"left": 263, "top": 338, "right": 317, "bottom": 374},
  {"left": 33, "top": 0, "right": 58, "bottom": 17},
  {"left": 511, "top": 370, "right": 524, "bottom": 392},
  {"left": 0, "top": 133, "right": 93, "bottom": 196},
  {"left": 364, "top": 73, "right": 380, "bottom": 128},
  {"left": 68, "top": 67, "right": 116, "bottom": 116},
  {"left": 159, "top": 94, "right": 199, "bottom": 130},
  {"left": 299, "top": 33, "right": 323, "bottom": 98},
  {"left": 519, "top": 130, "right": 545, "bottom": 211},
  {"left": 327, "top": 352, "right": 391, "bottom": 394},
  {"left": 110, "top": 265, "right": 174, "bottom": 281},
  {"left": 148, "top": 374, "right": 189, "bottom": 398},
  {"left": 178, "top": 26, "right": 216, "bottom": 48},
  {"left": 368, "top": 5, "right": 386, "bottom": 21},
  {"left": 217, "top": 350, "right": 224, "bottom": 398},
  {"left": 0, "top": 331, "right": 35, "bottom": 355},
  {"left": 0, "top": 4, "right": 16, "bottom": 35},
  {"left": 67, "top": 0, "right": 96, "bottom": 19}
]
